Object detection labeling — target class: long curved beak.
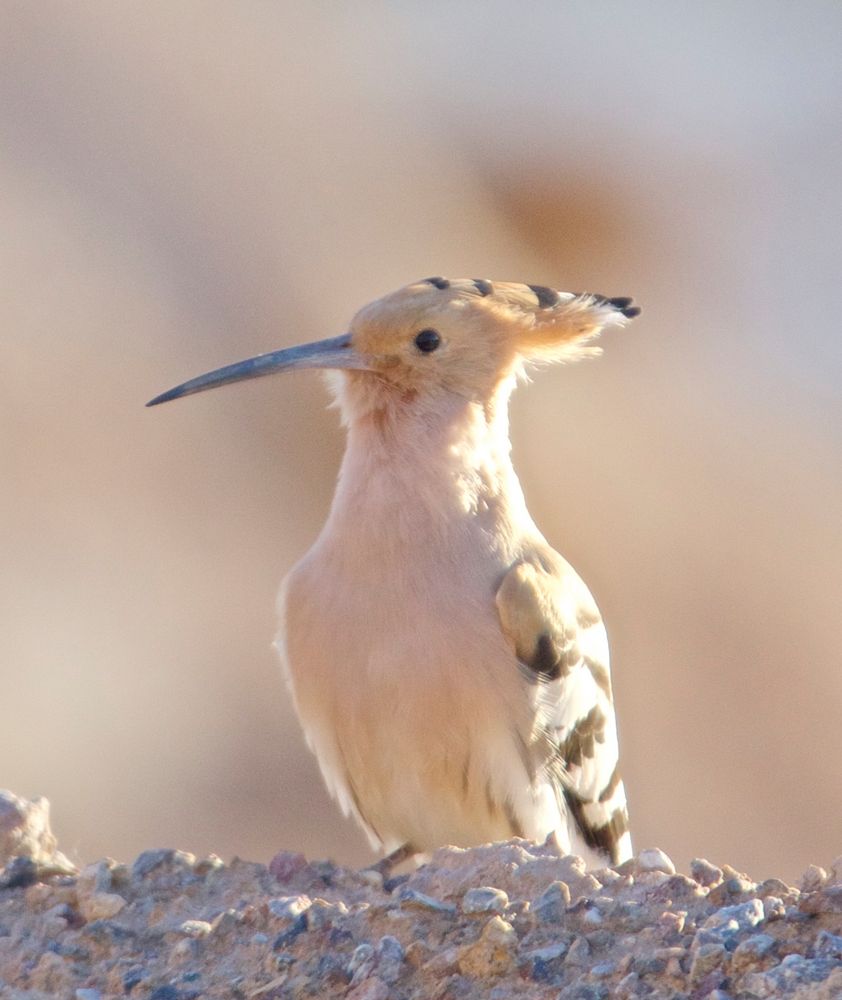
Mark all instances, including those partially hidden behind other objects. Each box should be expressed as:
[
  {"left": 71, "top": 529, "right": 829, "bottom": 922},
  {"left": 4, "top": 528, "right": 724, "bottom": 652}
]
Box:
[{"left": 147, "top": 332, "right": 367, "bottom": 406}]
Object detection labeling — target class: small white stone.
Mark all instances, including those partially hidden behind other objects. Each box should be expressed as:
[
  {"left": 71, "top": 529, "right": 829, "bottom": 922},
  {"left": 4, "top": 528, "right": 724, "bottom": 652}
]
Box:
[
  {"left": 305, "top": 898, "right": 347, "bottom": 929},
  {"left": 268, "top": 895, "right": 312, "bottom": 920},
  {"left": 637, "top": 848, "right": 676, "bottom": 876},
  {"left": 462, "top": 886, "right": 509, "bottom": 914},
  {"left": 703, "top": 898, "right": 764, "bottom": 932},
  {"left": 526, "top": 942, "right": 567, "bottom": 963},
  {"left": 178, "top": 919, "right": 212, "bottom": 937}
]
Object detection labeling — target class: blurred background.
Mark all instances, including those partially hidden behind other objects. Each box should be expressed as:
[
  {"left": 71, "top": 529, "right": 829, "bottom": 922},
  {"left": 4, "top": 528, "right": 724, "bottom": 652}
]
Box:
[{"left": 2, "top": 2, "right": 841, "bottom": 884}]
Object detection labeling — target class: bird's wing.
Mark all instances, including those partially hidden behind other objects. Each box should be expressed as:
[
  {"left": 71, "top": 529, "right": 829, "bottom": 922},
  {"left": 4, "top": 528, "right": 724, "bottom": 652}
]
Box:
[{"left": 495, "top": 548, "right": 631, "bottom": 864}]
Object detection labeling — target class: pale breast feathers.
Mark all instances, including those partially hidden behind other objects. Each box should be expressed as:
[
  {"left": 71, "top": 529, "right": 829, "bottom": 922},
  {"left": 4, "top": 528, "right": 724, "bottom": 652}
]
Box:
[{"left": 496, "top": 549, "right": 631, "bottom": 864}]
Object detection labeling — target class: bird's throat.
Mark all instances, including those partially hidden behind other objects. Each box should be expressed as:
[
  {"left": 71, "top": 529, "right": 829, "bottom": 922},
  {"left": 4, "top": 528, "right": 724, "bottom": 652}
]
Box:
[{"left": 325, "top": 374, "right": 532, "bottom": 550}]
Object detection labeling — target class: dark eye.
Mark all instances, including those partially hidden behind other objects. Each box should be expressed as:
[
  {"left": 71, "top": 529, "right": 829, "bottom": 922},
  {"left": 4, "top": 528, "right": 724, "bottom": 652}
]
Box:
[{"left": 414, "top": 328, "right": 441, "bottom": 353}]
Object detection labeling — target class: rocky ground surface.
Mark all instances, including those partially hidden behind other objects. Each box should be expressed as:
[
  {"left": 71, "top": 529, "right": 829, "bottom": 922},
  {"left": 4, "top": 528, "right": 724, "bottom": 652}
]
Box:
[{"left": 2, "top": 791, "right": 842, "bottom": 999}]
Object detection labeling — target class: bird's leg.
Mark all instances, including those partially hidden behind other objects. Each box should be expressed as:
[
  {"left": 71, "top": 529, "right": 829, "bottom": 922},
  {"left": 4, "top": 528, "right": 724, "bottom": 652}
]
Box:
[{"left": 363, "top": 842, "right": 417, "bottom": 879}]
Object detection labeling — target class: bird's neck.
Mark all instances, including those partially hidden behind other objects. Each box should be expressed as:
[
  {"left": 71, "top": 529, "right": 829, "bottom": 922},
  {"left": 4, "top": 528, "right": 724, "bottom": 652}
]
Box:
[{"left": 323, "top": 373, "right": 533, "bottom": 544}]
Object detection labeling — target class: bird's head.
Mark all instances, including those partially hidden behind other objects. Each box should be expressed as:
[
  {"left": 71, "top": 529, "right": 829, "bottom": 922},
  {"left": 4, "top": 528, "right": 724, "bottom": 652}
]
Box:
[{"left": 147, "top": 277, "right": 639, "bottom": 410}]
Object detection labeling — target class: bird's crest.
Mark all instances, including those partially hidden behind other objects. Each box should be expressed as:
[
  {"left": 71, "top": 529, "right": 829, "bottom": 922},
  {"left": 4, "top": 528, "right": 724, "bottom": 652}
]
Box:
[{"left": 380, "top": 277, "right": 640, "bottom": 364}]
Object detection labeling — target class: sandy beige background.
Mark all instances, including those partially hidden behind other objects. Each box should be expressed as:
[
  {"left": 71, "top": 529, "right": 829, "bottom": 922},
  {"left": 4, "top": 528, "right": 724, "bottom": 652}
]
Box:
[{"left": 2, "top": 3, "right": 841, "bottom": 883}]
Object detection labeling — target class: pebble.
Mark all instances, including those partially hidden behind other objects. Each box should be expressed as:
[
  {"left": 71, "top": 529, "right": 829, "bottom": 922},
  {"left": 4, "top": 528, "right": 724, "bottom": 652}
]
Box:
[
  {"left": 701, "top": 897, "right": 764, "bottom": 933},
  {"left": 193, "top": 854, "right": 224, "bottom": 876},
  {"left": 531, "top": 880, "right": 571, "bottom": 922},
  {"left": 815, "top": 929, "right": 842, "bottom": 960},
  {"left": 690, "top": 858, "right": 723, "bottom": 887},
  {"left": 77, "top": 861, "right": 114, "bottom": 896},
  {"left": 306, "top": 898, "right": 347, "bottom": 928},
  {"left": 43, "top": 914, "right": 69, "bottom": 936},
  {"left": 121, "top": 968, "right": 145, "bottom": 992},
  {"left": 615, "top": 972, "right": 640, "bottom": 997},
  {"left": 525, "top": 941, "right": 568, "bottom": 964},
  {"left": 375, "top": 935, "right": 405, "bottom": 983},
  {"left": 210, "top": 908, "right": 241, "bottom": 932},
  {"left": 525, "top": 941, "right": 568, "bottom": 983},
  {"left": 396, "top": 885, "right": 456, "bottom": 914},
  {"left": 132, "top": 849, "right": 194, "bottom": 880},
  {"left": 357, "top": 868, "right": 383, "bottom": 889},
  {"left": 148, "top": 987, "right": 181, "bottom": 1000},
  {"left": 170, "top": 938, "right": 193, "bottom": 960},
  {"left": 657, "top": 909, "right": 685, "bottom": 935},
  {"left": 635, "top": 869, "right": 671, "bottom": 888},
  {"left": 268, "top": 894, "right": 312, "bottom": 920},
  {"left": 726, "top": 876, "right": 756, "bottom": 895},
  {"left": 633, "top": 954, "right": 666, "bottom": 975},
  {"left": 757, "top": 877, "right": 790, "bottom": 898},
  {"left": 177, "top": 920, "right": 212, "bottom": 938},
  {"left": 799, "top": 884, "right": 842, "bottom": 915},
  {"left": 457, "top": 916, "right": 518, "bottom": 978},
  {"left": 1, "top": 855, "right": 38, "bottom": 888},
  {"left": 75, "top": 990, "right": 102, "bottom": 1000},
  {"left": 421, "top": 945, "right": 460, "bottom": 976},
  {"left": 346, "top": 976, "right": 390, "bottom": 1000},
  {"left": 731, "top": 932, "right": 775, "bottom": 972},
  {"left": 558, "top": 983, "right": 609, "bottom": 1000},
  {"left": 798, "top": 863, "right": 827, "bottom": 892},
  {"left": 597, "top": 867, "right": 621, "bottom": 885},
  {"left": 637, "top": 848, "right": 676, "bottom": 876},
  {"left": 268, "top": 851, "right": 308, "bottom": 882},
  {"left": 348, "top": 942, "right": 375, "bottom": 983},
  {"left": 565, "top": 935, "right": 591, "bottom": 967},
  {"left": 762, "top": 895, "right": 786, "bottom": 921},
  {"left": 690, "top": 942, "right": 727, "bottom": 982},
  {"left": 743, "top": 953, "right": 842, "bottom": 998},
  {"left": 462, "top": 886, "right": 509, "bottom": 914},
  {"left": 829, "top": 855, "right": 842, "bottom": 884},
  {"left": 80, "top": 892, "right": 126, "bottom": 922}
]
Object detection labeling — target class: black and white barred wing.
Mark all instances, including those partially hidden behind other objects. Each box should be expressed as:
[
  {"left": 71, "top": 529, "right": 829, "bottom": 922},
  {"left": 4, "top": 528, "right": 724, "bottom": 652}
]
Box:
[{"left": 496, "top": 548, "right": 632, "bottom": 865}]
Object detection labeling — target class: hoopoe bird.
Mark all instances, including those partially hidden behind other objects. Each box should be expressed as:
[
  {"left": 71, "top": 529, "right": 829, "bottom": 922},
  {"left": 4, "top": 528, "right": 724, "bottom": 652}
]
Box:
[{"left": 149, "top": 277, "right": 640, "bottom": 870}]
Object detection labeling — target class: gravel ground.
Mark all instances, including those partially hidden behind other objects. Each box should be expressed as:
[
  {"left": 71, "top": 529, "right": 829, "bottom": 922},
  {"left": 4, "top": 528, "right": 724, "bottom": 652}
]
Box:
[{"left": 2, "top": 791, "right": 842, "bottom": 999}]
